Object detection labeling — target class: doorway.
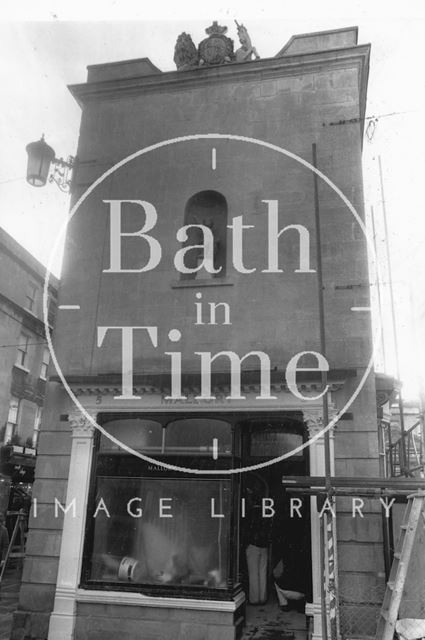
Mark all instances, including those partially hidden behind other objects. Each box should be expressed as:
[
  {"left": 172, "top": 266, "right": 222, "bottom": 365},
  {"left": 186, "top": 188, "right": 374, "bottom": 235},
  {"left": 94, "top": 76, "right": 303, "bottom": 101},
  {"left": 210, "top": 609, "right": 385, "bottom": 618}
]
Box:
[{"left": 239, "top": 416, "right": 312, "bottom": 639}]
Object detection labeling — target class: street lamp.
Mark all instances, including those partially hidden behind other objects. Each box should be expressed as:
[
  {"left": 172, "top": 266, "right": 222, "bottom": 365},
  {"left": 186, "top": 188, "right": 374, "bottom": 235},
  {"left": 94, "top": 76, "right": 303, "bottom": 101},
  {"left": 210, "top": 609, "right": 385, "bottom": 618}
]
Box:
[{"left": 25, "top": 135, "right": 75, "bottom": 192}]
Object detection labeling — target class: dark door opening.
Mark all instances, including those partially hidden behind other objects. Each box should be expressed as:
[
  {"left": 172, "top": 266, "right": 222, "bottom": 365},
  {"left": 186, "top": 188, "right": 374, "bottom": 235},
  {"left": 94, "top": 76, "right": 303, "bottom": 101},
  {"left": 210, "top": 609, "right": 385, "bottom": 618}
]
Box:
[{"left": 238, "top": 416, "right": 312, "bottom": 638}]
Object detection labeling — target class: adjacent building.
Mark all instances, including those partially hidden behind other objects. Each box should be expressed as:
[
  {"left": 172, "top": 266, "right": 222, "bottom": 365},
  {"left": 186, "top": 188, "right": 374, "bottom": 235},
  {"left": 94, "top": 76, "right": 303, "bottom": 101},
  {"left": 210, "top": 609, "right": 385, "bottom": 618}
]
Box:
[
  {"left": 0, "top": 227, "right": 58, "bottom": 513},
  {"left": 11, "top": 24, "right": 389, "bottom": 640}
]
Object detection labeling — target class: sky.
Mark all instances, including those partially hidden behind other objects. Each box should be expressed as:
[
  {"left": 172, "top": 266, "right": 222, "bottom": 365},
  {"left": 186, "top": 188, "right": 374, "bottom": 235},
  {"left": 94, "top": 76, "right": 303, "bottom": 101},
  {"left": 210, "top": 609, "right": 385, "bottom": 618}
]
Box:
[{"left": 0, "top": 0, "right": 424, "bottom": 400}]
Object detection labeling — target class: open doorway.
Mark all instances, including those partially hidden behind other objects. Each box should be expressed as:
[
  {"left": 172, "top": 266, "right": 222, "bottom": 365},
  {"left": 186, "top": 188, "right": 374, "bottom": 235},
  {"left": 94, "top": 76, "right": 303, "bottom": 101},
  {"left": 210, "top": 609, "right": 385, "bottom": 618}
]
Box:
[{"left": 239, "top": 415, "right": 312, "bottom": 639}]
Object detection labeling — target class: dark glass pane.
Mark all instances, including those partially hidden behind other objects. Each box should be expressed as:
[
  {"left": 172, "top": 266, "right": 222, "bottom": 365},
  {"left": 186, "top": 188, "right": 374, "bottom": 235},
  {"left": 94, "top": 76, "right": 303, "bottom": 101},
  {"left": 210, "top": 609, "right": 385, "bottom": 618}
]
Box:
[
  {"left": 99, "top": 419, "right": 163, "bottom": 453},
  {"left": 165, "top": 418, "right": 232, "bottom": 454},
  {"left": 89, "top": 477, "right": 231, "bottom": 588},
  {"left": 249, "top": 431, "right": 303, "bottom": 457}
]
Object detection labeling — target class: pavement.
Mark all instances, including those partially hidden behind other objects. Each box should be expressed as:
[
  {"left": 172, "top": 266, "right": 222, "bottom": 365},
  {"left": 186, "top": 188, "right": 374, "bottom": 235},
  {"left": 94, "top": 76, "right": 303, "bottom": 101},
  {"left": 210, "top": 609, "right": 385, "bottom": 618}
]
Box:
[
  {"left": 241, "top": 598, "right": 308, "bottom": 640},
  {"left": 0, "top": 568, "right": 306, "bottom": 640},
  {"left": 0, "top": 563, "right": 22, "bottom": 640}
]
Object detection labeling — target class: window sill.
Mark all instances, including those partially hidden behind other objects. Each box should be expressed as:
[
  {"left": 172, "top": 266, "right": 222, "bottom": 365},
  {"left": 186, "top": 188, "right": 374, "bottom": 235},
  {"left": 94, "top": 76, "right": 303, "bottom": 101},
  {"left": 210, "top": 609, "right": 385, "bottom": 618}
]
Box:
[
  {"left": 76, "top": 588, "right": 244, "bottom": 611},
  {"left": 13, "top": 364, "right": 30, "bottom": 374},
  {"left": 171, "top": 278, "right": 234, "bottom": 289}
]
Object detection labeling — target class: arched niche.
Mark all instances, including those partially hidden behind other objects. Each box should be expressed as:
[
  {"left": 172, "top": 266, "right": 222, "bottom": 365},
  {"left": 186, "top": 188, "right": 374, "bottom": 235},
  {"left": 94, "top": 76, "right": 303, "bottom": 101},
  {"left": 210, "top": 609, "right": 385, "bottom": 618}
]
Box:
[{"left": 181, "top": 190, "right": 227, "bottom": 279}]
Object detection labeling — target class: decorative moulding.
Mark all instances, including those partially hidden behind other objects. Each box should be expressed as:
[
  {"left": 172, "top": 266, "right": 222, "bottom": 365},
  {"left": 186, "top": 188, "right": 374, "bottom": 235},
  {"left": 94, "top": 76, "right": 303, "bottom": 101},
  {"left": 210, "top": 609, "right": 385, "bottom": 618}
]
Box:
[{"left": 68, "top": 45, "right": 370, "bottom": 117}]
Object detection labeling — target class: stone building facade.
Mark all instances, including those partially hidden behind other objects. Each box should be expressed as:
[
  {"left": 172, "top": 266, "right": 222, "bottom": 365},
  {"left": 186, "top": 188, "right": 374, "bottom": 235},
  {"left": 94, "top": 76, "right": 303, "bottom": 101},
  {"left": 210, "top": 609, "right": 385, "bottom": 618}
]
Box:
[
  {"left": 11, "top": 25, "right": 386, "bottom": 640},
  {"left": 0, "top": 227, "right": 58, "bottom": 511}
]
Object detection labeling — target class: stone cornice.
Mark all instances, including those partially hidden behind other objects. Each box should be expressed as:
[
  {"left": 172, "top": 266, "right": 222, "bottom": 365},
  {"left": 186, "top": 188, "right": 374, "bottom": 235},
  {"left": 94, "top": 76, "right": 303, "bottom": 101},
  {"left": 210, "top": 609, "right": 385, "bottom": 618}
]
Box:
[
  {"left": 70, "top": 382, "right": 346, "bottom": 398},
  {"left": 50, "top": 368, "right": 356, "bottom": 396},
  {"left": 68, "top": 45, "right": 370, "bottom": 131}
]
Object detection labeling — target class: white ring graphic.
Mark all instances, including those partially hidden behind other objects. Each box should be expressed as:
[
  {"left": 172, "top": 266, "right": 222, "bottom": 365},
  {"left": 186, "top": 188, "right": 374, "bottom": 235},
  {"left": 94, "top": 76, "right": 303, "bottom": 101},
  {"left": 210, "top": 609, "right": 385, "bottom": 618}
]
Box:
[{"left": 43, "top": 133, "right": 381, "bottom": 475}]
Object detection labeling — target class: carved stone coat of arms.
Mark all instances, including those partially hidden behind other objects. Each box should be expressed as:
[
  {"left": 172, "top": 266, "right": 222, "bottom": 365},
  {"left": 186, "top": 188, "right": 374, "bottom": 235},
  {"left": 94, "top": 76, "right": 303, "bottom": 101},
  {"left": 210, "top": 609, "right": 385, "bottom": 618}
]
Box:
[{"left": 198, "top": 22, "right": 234, "bottom": 66}]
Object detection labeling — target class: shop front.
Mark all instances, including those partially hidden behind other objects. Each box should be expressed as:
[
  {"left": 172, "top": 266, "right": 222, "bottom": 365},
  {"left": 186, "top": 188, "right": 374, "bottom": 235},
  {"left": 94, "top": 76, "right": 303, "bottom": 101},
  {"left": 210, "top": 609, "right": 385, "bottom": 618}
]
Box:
[
  {"left": 0, "top": 444, "right": 35, "bottom": 541},
  {"left": 47, "top": 378, "right": 339, "bottom": 640}
]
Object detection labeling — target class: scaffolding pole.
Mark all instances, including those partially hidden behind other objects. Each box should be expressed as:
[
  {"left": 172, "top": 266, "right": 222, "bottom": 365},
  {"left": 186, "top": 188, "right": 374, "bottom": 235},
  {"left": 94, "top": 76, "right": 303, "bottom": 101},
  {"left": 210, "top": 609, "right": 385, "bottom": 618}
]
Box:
[
  {"left": 370, "top": 204, "right": 387, "bottom": 371},
  {"left": 281, "top": 475, "right": 425, "bottom": 490},
  {"left": 312, "top": 144, "right": 338, "bottom": 640},
  {"left": 378, "top": 155, "right": 407, "bottom": 472}
]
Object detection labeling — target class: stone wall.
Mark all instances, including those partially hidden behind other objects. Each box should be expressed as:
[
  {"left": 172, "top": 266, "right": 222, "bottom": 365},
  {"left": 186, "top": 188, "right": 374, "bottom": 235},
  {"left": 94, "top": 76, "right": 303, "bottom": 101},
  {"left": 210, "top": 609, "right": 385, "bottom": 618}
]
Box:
[
  {"left": 11, "top": 384, "right": 71, "bottom": 640},
  {"left": 13, "top": 35, "right": 378, "bottom": 640},
  {"left": 56, "top": 53, "right": 371, "bottom": 379},
  {"left": 74, "top": 602, "right": 244, "bottom": 640}
]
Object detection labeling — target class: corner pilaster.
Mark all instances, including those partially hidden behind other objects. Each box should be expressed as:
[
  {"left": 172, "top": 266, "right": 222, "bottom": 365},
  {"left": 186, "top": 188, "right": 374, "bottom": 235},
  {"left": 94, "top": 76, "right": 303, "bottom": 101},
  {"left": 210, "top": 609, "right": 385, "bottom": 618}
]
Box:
[
  {"left": 48, "top": 410, "right": 96, "bottom": 640},
  {"left": 303, "top": 406, "right": 337, "bottom": 640}
]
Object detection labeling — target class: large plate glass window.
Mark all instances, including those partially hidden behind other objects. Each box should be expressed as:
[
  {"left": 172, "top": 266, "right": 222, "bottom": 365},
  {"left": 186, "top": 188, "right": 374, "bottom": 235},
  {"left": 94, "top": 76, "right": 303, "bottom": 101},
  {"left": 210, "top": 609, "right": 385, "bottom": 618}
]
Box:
[{"left": 82, "top": 413, "right": 238, "bottom": 598}]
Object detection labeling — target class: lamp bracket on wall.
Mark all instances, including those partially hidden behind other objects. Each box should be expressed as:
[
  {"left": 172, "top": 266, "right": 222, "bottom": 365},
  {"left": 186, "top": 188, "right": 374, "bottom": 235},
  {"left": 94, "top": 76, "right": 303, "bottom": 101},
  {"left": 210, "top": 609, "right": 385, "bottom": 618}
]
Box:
[
  {"left": 49, "top": 155, "right": 75, "bottom": 192},
  {"left": 25, "top": 134, "right": 75, "bottom": 192}
]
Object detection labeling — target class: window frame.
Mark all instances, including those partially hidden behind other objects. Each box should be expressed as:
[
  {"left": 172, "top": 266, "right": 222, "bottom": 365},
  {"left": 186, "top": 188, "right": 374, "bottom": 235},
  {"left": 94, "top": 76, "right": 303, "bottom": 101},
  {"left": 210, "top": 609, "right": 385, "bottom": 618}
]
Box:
[
  {"left": 97, "top": 416, "right": 234, "bottom": 457},
  {"left": 4, "top": 396, "right": 20, "bottom": 444},
  {"left": 15, "top": 332, "right": 30, "bottom": 369},
  {"left": 80, "top": 411, "right": 306, "bottom": 599},
  {"left": 25, "top": 281, "right": 38, "bottom": 313},
  {"left": 83, "top": 472, "right": 234, "bottom": 597},
  {"left": 81, "top": 411, "right": 242, "bottom": 599},
  {"left": 32, "top": 405, "right": 42, "bottom": 448},
  {"left": 243, "top": 417, "right": 307, "bottom": 460},
  {"left": 40, "top": 346, "right": 50, "bottom": 380}
]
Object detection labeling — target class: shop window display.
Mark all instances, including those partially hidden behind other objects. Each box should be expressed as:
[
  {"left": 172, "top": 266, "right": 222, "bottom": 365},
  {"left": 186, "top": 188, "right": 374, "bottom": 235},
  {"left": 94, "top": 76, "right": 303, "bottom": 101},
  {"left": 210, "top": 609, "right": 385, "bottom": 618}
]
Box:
[
  {"left": 82, "top": 412, "right": 306, "bottom": 597},
  {"left": 82, "top": 415, "right": 235, "bottom": 594},
  {"left": 88, "top": 476, "right": 231, "bottom": 588}
]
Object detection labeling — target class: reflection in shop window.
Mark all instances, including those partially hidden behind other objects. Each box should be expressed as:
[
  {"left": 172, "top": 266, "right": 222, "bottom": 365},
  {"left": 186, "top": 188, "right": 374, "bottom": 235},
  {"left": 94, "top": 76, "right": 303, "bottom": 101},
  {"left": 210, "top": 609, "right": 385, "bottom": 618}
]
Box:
[
  {"left": 166, "top": 418, "right": 232, "bottom": 454},
  {"left": 99, "top": 419, "right": 164, "bottom": 453},
  {"left": 249, "top": 431, "right": 303, "bottom": 457},
  {"left": 88, "top": 477, "right": 231, "bottom": 588}
]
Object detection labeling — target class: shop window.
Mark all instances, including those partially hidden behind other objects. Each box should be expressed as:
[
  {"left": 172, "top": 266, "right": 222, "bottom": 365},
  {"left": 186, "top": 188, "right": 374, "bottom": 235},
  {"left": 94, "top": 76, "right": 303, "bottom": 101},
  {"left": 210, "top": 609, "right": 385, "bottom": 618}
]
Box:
[
  {"left": 15, "top": 333, "right": 30, "bottom": 368},
  {"left": 99, "top": 417, "right": 232, "bottom": 456},
  {"left": 242, "top": 417, "right": 306, "bottom": 461},
  {"left": 164, "top": 418, "right": 232, "bottom": 455},
  {"left": 180, "top": 190, "right": 227, "bottom": 280},
  {"left": 99, "top": 418, "right": 164, "bottom": 454},
  {"left": 4, "top": 397, "right": 20, "bottom": 444},
  {"left": 88, "top": 476, "right": 231, "bottom": 589},
  {"left": 25, "top": 282, "right": 38, "bottom": 312},
  {"left": 82, "top": 414, "right": 237, "bottom": 595},
  {"left": 40, "top": 347, "right": 50, "bottom": 380},
  {"left": 249, "top": 431, "right": 303, "bottom": 458}
]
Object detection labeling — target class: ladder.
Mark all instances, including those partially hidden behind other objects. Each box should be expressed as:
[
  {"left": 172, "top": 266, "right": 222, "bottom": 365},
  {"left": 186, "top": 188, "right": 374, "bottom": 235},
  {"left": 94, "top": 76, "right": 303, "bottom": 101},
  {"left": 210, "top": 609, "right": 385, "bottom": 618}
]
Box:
[
  {"left": 0, "top": 509, "right": 26, "bottom": 584},
  {"left": 375, "top": 491, "right": 425, "bottom": 640}
]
